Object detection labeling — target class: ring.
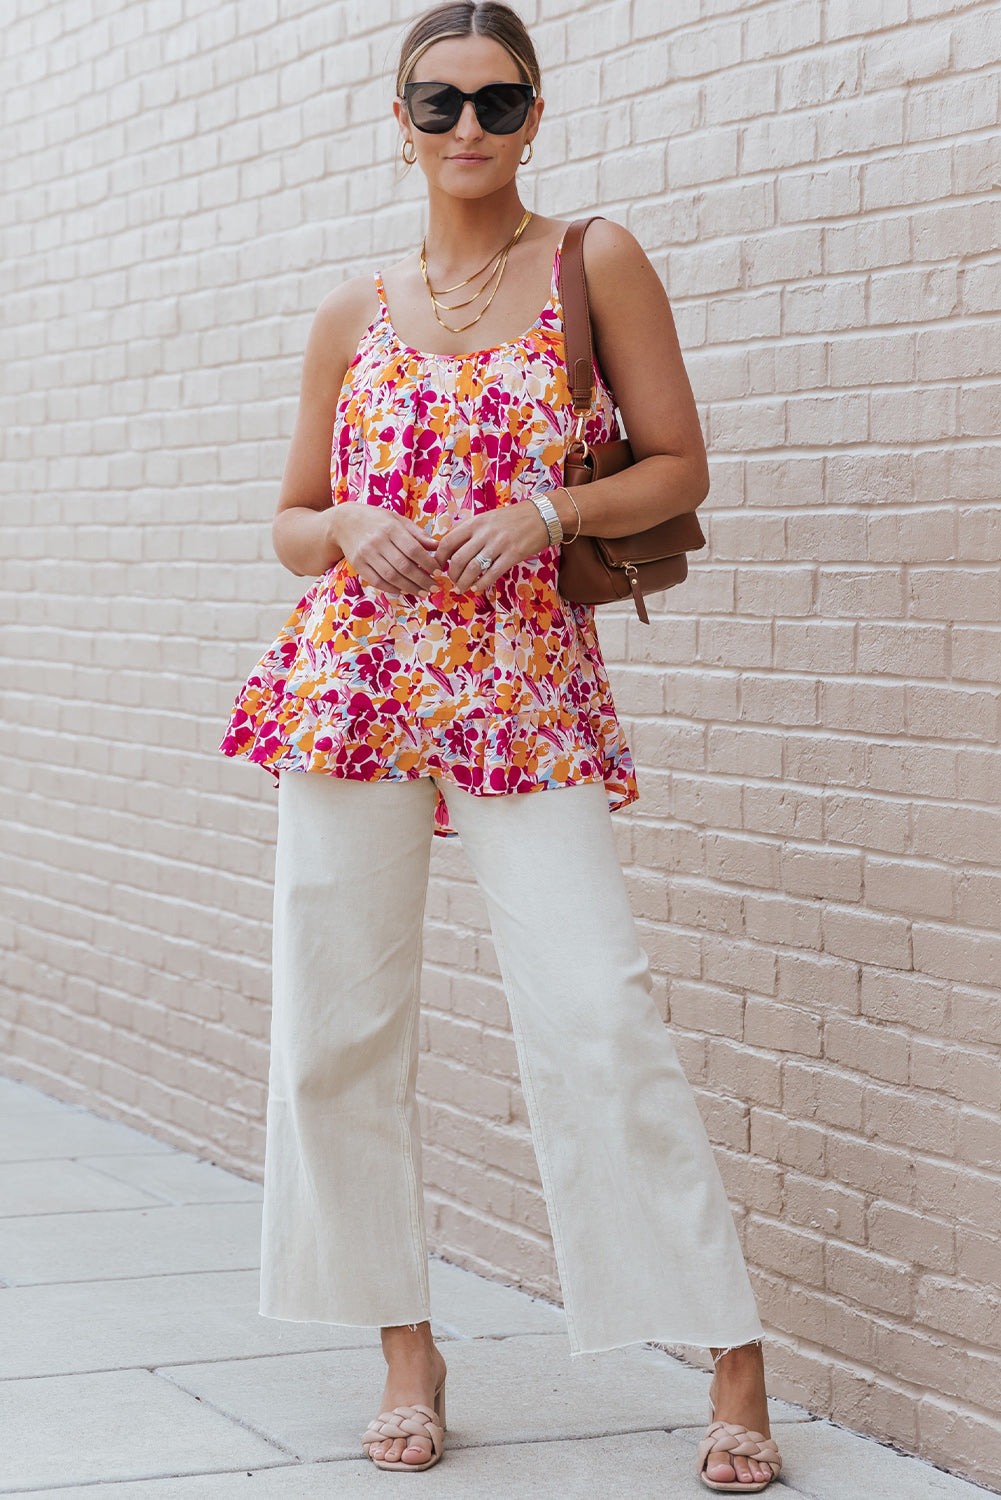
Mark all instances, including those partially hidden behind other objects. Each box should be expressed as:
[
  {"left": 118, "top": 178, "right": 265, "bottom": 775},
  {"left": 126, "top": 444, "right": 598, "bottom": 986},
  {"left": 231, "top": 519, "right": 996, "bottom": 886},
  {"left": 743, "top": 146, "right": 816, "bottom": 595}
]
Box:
[{"left": 475, "top": 552, "right": 493, "bottom": 573}]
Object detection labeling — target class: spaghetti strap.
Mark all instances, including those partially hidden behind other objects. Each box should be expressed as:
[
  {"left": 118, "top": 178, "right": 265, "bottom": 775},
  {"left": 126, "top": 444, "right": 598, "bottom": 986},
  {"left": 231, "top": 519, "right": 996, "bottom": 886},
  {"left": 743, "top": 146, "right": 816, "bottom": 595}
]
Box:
[
  {"left": 373, "top": 271, "right": 388, "bottom": 310},
  {"left": 552, "top": 230, "right": 565, "bottom": 290}
]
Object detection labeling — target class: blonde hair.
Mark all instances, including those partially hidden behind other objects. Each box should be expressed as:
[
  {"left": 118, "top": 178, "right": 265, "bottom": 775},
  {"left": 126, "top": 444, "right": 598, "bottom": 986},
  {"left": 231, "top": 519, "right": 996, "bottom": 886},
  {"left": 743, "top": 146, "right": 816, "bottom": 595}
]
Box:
[{"left": 396, "top": 1, "right": 542, "bottom": 98}]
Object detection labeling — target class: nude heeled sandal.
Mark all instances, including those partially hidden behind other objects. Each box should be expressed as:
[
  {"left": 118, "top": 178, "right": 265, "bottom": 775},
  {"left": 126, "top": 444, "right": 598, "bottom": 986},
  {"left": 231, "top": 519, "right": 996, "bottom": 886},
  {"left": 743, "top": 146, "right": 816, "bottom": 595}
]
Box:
[
  {"left": 696, "top": 1343, "right": 783, "bottom": 1492},
  {"left": 361, "top": 1373, "right": 447, "bottom": 1471}
]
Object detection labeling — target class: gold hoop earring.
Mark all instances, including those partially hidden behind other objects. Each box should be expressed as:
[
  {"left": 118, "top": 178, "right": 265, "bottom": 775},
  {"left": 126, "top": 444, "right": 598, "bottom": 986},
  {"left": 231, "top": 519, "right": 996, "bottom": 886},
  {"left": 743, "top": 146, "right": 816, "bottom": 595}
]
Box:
[
  {"left": 402, "top": 139, "right": 417, "bottom": 166},
  {"left": 520, "top": 140, "right": 534, "bottom": 165}
]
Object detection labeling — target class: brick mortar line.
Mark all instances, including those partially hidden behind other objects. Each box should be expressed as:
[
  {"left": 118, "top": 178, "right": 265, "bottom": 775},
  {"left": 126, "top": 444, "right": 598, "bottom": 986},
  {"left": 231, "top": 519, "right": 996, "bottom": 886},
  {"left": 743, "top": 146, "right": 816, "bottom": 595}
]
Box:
[
  {"left": 1, "top": 838, "right": 995, "bottom": 875},
  {"left": 423, "top": 1184, "right": 556, "bottom": 1248},
  {"left": 7, "top": 94, "right": 992, "bottom": 167},
  {"left": 6, "top": 130, "right": 1001, "bottom": 222}
]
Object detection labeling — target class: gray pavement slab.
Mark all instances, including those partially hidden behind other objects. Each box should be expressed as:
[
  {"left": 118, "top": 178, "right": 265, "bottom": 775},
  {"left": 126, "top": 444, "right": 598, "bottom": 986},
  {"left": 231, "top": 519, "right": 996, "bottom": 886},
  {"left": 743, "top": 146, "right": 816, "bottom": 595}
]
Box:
[
  {"left": 77, "top": 1151, "right": 265, "bottom": 1205},
  {"left": 0, "top": 1199, "right": 262, "bottom": 1284},
  {"left": 155, "top": 1334, "right": 807, "bottom": 1465},
  {"left": 0, "top": 1270, "right": 378, "bottom": 1379},
  {"left": 0, "top": 1157, "right": 165, "bottom": 1216},
  {"left": 428, "top": 1254, "right": 567, "bottom": 1338},
  {"left": 0, "top": 1254, "right": 562, "bottom": 1381},
  {"left": 0, "top": 1108, "right": 175, "bottom": 1161},
  {"left": 0, "top": 1431, "right": 820, "bottom": 1498},
  {"left": 0, "top": 1077, "right": 75, "bottom": 1114},
  {"left": 0, "top": 1367, "right": 285, "bottom": 1491}
]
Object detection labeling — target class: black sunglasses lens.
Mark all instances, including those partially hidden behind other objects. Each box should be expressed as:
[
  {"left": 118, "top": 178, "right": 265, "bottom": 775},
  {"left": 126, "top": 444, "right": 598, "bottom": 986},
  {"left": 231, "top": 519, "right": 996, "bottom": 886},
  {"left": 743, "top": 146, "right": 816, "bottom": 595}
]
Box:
[
  {"left": 405, "top": 82, "right": 533, "bottom": 134},
  {"left": 474, "top": 84, "right": 532, "bottom": 133},
  {"left": 406, "top": 83, "right": 463, "bottom": 133}
]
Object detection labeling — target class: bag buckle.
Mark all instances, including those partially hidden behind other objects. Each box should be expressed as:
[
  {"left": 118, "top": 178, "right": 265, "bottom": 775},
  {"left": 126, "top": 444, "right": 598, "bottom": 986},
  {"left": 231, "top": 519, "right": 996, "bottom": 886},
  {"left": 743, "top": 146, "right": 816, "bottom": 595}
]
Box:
[{"left": 569, "top": 407, "right": 593, "bottom": 464}]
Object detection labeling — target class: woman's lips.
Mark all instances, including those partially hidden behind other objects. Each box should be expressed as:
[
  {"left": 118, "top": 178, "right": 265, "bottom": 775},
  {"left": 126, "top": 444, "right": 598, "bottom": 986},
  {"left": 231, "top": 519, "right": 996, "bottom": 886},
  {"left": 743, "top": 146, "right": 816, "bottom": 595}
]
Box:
[{"left": 449, "top": 155, "right": 489, "bottom": 162}]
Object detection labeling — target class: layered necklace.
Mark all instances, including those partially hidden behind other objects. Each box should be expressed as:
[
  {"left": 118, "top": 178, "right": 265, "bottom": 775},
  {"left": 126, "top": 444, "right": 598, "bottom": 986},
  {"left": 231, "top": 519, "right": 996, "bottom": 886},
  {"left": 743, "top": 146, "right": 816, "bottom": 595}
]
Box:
[{"left": 420, "top": 208, "right": 533, "bottom": 333}]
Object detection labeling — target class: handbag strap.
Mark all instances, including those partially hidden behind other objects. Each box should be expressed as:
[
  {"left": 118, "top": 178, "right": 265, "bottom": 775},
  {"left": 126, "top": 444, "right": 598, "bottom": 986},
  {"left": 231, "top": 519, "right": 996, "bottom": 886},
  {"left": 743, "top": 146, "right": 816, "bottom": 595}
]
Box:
[{"left": 558, "top": 216, "right": 606, "bottom": 415}]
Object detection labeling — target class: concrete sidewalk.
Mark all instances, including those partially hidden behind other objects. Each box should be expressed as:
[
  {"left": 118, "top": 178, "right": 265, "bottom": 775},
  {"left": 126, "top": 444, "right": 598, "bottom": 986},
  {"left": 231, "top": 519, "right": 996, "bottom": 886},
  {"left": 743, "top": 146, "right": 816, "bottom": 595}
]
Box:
[{"left": 0, "top": 1073, "right": 989, "bottom": 1498}]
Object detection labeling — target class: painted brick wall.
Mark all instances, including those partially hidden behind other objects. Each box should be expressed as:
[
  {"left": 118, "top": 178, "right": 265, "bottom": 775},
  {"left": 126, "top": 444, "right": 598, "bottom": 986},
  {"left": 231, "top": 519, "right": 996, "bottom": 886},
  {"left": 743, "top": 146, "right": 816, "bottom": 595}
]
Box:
[{"left": 2, "top": 0, "right": 999, "bottom": 1486}]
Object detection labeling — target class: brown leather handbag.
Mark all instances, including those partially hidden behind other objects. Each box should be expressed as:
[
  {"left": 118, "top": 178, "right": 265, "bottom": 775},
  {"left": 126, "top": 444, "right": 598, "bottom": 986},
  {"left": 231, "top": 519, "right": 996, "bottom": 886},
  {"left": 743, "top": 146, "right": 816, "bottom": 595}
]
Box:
[{"left": 557, "top": 216, "right": 707, "bottom": 624}]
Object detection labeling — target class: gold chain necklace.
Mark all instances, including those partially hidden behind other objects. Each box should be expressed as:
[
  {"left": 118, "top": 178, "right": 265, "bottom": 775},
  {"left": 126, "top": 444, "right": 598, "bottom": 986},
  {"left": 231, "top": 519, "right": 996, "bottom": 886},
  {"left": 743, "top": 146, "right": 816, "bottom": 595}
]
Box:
[
  {"left": 424, "top": 212, "right": 530, "bottom": 301},
  {"left": 420, "top": 209, "right": 533, "bottom": 333},
  {"left": 421, "top": 208, "right": 532, "bottom": 304}
]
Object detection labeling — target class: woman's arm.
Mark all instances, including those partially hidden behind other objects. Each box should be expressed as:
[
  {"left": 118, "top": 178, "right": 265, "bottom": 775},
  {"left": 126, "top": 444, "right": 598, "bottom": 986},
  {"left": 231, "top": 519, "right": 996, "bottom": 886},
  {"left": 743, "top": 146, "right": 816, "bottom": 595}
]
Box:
[
  {"left": 434, "top": 222, "right": 711, "bottom": 595},
  {"left": 271, "top": 279, "right": 441, "bottom": 591},
  {"left": 271, "top": 280, "right": 360, "bottom": 578},
  {"left": 548, "top": 219, "right": 710, "bottom": 541}
]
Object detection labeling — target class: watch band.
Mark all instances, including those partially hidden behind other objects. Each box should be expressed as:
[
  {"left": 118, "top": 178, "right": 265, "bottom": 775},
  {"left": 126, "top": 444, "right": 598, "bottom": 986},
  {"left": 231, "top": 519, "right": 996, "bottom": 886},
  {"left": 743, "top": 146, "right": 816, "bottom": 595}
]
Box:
[{"left": 530, "top": 492, "right": 564, "bottom": 547}]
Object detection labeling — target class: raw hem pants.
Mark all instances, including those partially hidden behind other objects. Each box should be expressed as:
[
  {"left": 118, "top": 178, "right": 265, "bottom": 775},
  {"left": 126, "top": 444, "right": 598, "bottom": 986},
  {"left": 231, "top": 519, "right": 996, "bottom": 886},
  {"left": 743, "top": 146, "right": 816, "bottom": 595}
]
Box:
[{"left": 261, "top": 770, "right": 765, "bottom": 1358}]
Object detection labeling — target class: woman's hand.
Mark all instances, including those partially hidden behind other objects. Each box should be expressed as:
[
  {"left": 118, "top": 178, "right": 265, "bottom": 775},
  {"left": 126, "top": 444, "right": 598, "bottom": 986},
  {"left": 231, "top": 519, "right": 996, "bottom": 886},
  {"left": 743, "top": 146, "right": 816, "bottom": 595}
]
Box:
[
  {"left": 434, "top": 500, "right": 552, "bottom": 593},
  {"left": 329, "top": 503, "right": 444, "bottom": 594}
]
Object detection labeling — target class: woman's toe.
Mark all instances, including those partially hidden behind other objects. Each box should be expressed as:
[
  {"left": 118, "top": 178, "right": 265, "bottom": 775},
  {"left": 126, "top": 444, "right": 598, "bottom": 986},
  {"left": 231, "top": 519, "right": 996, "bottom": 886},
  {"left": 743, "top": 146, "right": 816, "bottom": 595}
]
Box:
[
  {"left": 706, "top": 1449, "right": 737, "bottom": 1481},
  {"left": 402, "top": 1438, "right": 431, "bottom": 1464},
  {"left": 732, "top": 1454, "right": 756, "bottom": 1483}
]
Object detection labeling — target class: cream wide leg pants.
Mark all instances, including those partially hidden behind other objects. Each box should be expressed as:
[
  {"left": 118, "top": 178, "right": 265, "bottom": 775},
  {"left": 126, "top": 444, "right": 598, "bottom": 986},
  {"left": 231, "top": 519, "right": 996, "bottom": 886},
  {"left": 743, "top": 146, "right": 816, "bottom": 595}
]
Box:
[{"left": 261, "top": 769, "right": 765, "bottom": 1357}]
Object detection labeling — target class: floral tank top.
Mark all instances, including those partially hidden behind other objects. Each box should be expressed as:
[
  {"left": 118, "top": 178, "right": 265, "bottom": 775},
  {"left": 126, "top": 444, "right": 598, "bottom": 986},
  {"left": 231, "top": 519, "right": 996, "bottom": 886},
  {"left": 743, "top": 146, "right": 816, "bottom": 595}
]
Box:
[{"left": 219, "top": 230, "right": 638, "bottom": 837}]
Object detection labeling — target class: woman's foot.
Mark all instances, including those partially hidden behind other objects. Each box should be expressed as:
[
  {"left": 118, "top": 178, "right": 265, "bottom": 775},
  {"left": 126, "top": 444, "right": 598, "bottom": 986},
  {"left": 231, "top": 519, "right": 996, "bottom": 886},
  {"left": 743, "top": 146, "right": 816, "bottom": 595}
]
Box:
[
  {"left": 703, "top": 1340, "right": 777, "bottom": 1487},
  {"left": 365, "top": 1321, "right": 447, "bottom": 1467}
]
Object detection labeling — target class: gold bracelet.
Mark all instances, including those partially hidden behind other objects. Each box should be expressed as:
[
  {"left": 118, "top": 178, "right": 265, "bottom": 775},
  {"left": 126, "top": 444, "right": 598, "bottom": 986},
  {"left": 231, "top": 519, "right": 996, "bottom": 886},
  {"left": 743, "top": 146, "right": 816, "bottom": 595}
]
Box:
[{"left": 555, "top": 485, "right": 582, "bottom": 544}]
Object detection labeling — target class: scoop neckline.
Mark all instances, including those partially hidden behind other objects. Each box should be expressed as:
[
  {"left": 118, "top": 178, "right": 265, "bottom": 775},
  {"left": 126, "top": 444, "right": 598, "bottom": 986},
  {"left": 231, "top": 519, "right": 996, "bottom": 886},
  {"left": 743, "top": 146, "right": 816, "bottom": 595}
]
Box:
[
  {"left": 375, "top": 229, "right": 569, "bottom": 364},
  {"left": 376, "top": 279, "right": 554, "bottom": 362}
]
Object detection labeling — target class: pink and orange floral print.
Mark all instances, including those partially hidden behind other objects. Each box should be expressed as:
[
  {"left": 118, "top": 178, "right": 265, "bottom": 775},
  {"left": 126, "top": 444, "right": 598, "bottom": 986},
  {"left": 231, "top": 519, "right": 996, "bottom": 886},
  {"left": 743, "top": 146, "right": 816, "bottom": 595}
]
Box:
[{"left": 220, "top": 234, "right": 638, "bottom": 837}]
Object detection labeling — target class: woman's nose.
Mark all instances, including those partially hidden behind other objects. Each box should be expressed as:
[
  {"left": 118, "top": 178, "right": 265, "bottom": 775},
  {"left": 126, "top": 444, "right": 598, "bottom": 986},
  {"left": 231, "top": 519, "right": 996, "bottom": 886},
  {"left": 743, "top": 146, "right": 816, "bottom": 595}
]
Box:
[{"left": 454, "top": 100, "right": 484, "bottom": 141}]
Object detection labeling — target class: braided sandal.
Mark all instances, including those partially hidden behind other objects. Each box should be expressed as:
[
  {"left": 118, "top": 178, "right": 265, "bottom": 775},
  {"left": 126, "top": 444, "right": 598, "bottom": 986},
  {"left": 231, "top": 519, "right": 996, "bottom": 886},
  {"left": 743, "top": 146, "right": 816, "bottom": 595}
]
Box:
[
  {"left": 361, "top": 1375, "right": 446, "bottom": 1471},
  {"left": 697, "top": 1343, "right": 782, "bottom": 1492}
]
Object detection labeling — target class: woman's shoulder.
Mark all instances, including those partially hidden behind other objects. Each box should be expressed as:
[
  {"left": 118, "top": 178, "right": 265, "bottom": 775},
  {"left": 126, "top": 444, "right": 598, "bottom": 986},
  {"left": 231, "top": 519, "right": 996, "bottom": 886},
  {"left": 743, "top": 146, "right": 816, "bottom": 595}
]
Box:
[
  {"left": 574, "top": 217, "right": 665, "bottom": 340},
  {"left": 313, "top": 272, "right": 381, "bottom": 345},
  {"left": 303, "top": 277, "right": 381, "bottom": 381},
  {"left": 574, "top": 215, "right": 647, "bottom": 276}
]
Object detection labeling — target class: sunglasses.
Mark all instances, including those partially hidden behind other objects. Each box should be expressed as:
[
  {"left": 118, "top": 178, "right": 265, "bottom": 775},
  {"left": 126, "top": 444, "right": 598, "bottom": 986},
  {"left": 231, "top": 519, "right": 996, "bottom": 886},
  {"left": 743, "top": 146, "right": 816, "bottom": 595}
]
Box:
[{"left": 402, "top": 81, "right": 535, "bottom": 135}]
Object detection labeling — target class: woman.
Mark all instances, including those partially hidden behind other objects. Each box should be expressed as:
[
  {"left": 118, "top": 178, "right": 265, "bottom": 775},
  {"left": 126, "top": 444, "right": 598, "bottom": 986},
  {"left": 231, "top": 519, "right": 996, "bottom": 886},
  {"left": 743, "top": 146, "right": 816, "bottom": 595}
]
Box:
[{"left": 220, "top": 1, "right": 783, "bottom": 1489}]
